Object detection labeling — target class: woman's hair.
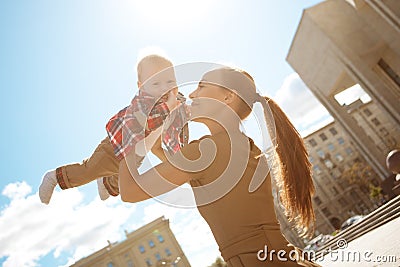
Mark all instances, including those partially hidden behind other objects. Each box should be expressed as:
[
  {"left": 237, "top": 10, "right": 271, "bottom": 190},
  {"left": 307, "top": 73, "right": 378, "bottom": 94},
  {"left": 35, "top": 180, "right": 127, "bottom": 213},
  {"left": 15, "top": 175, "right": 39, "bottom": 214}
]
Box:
[
  {"left": 259, "top": 96, "right": 315, "bottom": 237},
  {"left": 203, "top": 67, "right": 316, "bottom": 236}
]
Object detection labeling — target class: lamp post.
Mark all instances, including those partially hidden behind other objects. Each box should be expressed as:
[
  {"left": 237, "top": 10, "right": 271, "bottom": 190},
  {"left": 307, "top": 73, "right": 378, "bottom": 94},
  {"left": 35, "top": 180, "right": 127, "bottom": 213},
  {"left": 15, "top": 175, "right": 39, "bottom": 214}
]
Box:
[
  {"left": 158, "top": 256, "right": 182, "bottom": 267},
  {"left": 386, "top": 149, "right": 400, "bottom": 195}
]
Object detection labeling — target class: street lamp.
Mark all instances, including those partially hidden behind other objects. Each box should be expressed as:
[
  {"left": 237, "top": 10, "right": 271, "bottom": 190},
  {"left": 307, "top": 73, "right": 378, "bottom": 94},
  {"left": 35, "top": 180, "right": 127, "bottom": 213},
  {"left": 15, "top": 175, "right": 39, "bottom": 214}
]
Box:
[{"left": 159, "top": 256, "right": 181, "bottom": 266}]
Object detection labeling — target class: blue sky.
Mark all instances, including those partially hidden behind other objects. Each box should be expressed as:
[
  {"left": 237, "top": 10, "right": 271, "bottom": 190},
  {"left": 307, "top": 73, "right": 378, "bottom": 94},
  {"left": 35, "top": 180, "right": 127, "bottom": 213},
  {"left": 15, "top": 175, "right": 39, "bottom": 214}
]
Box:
[{"left": 0, "top": 1, "right": 333, "bottom": 266}]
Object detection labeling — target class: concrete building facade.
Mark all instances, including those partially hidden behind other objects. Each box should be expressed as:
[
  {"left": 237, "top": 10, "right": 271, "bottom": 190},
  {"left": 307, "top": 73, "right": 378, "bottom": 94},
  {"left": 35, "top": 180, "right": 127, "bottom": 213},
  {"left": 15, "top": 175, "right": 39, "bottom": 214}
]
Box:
[
  {"left": 304, "top": 117, "right": 380, "bottom": 234},
  {"left": 287, "top": 0, "right": 400, "bottom": 181},
  {"left": 70, "top": 216, "right": 191, "bottom": 267},
  {"left": 278, "top": 99, "right": 397, "bottom": 240}
]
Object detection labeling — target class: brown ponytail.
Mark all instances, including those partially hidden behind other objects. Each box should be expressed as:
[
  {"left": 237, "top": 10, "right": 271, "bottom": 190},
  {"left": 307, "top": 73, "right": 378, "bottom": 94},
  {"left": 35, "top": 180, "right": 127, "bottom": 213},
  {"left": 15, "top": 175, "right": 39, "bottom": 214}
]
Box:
[{"left": 260, "top": 96, "right": 315, "bottom": 237}]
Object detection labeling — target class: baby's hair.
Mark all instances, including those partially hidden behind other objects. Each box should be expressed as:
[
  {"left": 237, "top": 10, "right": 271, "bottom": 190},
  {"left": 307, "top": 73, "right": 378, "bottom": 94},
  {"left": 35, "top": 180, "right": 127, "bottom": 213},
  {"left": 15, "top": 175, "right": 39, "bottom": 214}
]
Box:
[{"left": 136, "top": 47, "right": 172, "bottom": 82}]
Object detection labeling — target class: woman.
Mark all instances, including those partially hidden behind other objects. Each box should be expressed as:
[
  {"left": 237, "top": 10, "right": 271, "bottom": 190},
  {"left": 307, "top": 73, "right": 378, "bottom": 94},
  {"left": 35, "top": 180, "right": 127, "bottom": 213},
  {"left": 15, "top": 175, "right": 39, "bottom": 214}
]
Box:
[{"left": 119, "top": 67, "right": 320, "bottom": 266}]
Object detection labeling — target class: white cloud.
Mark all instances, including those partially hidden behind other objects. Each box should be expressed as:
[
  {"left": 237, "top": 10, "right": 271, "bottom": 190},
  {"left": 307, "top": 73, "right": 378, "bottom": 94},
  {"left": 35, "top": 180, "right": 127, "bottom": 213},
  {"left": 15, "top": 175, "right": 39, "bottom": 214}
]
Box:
[
  {"left": 274, "top": 73, "right": 333, "bottom": 136},
  {"left": 0, "top": 181, "right": 222, "bottom": 267},
  {"left": 2, "top": 181, "right": 32, "bottom": 199},
  {"left": 173, "top": 216, "right": 220, "bottom": 267},
  {"left": 141, "top": 202, "right": 220, "bottom": 267},
  {"left": 0, "top": 181, "right": 136, "bottom": 267},
  {"left": 142, "top": 201, "right": 181, "bottom": 223}
]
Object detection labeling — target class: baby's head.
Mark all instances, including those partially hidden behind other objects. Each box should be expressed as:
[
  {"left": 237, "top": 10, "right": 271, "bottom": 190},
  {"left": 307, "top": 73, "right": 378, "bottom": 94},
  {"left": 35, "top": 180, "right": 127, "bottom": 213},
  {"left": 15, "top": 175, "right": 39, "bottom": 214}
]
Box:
[{"left": 136, "top": 54, "right": 178, "bottom": 98}]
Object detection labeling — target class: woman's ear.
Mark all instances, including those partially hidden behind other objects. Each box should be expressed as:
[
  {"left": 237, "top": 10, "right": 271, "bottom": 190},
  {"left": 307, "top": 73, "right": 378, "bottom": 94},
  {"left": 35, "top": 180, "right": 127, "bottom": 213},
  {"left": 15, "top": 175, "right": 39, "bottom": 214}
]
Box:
[
  {"left": 137, "top": 80, "right": 142, "bottom": 89},
  {"left": 224, "top": 91, "right": 236, "bottom": 104}
]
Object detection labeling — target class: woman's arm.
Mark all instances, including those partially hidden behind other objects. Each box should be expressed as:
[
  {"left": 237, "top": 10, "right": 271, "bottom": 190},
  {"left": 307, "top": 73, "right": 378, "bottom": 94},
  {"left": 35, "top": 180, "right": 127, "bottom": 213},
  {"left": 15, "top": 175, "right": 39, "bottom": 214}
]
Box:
[
  {"left": 119, "top": 151, "right": 192, "bottom": 203},
  {"left": 151, "top": 136, "right": 168, "bottom": 162},
  {"left": 135, "top": 127, "right": 162, "bottom": 157}
]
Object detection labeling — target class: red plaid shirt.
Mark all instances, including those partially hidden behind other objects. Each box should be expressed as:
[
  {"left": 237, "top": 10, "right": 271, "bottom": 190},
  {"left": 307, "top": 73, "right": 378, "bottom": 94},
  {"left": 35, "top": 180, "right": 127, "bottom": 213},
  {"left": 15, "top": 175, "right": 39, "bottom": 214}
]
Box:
[
  {"left": 106, "top": 91, "right": 189, "bottom": 160},
  {"left": 106, "top": 91, "right": 170, "bottom": 160},
  {"left": 162, "top": 102, "right": 190, "bottom": 153}
]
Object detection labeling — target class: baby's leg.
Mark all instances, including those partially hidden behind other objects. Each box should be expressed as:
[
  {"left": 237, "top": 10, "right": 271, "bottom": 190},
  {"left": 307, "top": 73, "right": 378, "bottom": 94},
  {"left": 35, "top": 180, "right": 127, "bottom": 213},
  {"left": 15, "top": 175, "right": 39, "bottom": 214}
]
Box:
[
  {"left": 99, "top": 154, "right": 145, "bottom": 199},
  {"left": 39, "top": 137, "right": 118, "bottom": 204},
  {"left": 56, "top": 137, "right": 119, "bottom": 189},
  {"left": 102, "top": 175, "right": 119, "bottom": 197}
]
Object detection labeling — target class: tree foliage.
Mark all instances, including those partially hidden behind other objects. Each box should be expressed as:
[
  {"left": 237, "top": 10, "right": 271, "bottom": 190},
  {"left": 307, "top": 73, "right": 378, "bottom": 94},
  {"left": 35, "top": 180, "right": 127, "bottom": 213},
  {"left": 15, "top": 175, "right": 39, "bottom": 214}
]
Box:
[
  {"left": 208, "top": 257, "right": 227, "bottom": 267},
  {"left": 341, "top": 161, "right": 382, "bottom": 200},
  {"left": 341, "top": 161, "right": 377, "bottom": 188}
]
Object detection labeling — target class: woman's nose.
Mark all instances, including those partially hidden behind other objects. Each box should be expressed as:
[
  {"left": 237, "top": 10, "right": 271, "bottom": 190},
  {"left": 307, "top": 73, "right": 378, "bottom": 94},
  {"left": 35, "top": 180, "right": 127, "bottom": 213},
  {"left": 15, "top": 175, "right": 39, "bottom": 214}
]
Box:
[{"left": 189, "top": 90, "right": 196, "bottom": 99}]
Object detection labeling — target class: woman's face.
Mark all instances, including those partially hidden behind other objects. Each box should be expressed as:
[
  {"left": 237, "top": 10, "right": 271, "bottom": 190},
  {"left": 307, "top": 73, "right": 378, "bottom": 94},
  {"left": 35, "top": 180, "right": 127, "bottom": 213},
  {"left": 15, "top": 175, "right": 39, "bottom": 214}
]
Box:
[{"left": 189, "top": 81, "right": 229, "bottom": 123}]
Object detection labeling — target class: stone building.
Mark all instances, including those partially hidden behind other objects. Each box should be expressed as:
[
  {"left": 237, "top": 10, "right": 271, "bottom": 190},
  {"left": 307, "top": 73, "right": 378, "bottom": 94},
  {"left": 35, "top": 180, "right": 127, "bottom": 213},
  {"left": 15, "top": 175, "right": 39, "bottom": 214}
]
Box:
[
  {"left": 287, "top": 0, "right": 400, "bottom": 181},
  {"left": 70, "top": 216, "right": 191, "bottom": 267},
  {"left": 277, "top": 100, "right": 397, "bottom": 243},
  {"left": 304, "top": 116, "right": 382, "bottom": 235}
]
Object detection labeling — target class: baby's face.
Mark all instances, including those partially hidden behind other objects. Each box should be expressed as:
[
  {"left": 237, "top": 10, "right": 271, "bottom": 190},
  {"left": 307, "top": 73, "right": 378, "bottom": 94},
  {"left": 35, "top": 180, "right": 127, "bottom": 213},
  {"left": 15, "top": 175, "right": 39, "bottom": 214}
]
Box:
[{"left": 140, "top": 64, "right": 178, "bottom": 98}]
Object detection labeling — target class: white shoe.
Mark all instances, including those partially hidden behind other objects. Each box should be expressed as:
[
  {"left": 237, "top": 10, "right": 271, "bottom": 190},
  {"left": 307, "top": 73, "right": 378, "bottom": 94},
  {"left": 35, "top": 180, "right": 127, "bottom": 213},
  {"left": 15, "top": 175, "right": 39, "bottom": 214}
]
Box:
[
  {"left": 97, "top": 178, "right": 110, "bottom": 200},
  {"left": 39, "top": 170, "right": 57, "bottom": 204}
]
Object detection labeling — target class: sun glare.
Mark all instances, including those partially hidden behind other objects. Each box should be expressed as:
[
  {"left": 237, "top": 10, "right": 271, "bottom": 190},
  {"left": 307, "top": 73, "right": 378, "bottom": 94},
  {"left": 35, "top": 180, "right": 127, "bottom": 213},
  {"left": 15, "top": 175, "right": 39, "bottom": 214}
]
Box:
[{"left": 133, "top": 0, "right": 214, "bottom": 28}]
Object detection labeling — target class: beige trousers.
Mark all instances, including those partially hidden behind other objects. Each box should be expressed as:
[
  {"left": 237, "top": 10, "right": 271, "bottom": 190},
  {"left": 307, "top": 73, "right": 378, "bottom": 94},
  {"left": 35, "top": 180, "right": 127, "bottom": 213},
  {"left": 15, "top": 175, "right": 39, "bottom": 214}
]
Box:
[{"left": 56, "top": 137, "right": 140, "bottom": 196}]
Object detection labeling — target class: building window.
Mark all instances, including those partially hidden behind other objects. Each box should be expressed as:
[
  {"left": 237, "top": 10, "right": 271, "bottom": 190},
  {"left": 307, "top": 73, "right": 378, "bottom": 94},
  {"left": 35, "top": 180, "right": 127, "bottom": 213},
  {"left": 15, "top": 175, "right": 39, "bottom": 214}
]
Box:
[
  {"left": 155, "top": 253, "right": 162, "bottom": 261},
  {"left": 319, "top": 133, "right": 328, "bottom": 141},
  {"left": 313, "top": 165, "right": 322, "bottom": 175},
  {"left": 145, "top": 258, "right": 153, "bottom": 267},
  {"left": 157, "top": 234, "right": 164, "bottom": 243},
  {"left": 314, "top": 196, "right": 322, "bottom": 205},
  {"left": 378, "top": 59, "right": 400, "bottom": 87},
  {"left": 371, "top": 118, "right": 381, "bottom": 126},
  {"left": 309, "top": 156, "right": 314, "bottom": 163},
  {"left": 322, "top": 208, "right": 331, "bottom": 217},
  {"left": 363, "top": 108, "right": 372, "bottom": 117},
  {"left": 329, "top": 127, "right": 338, "bottom": 135},
  {"left": 345, "top": 147, "right": 353, "bottom": 155},
  {"left": 327, "top": 143, "right": 334, "bottom": 151},
  {"left": 316, "top": 149, "right": 325, "bottom": 158},
  {"left": 379, "top": 127, "right": 389, "bottom": 136},
  {"left": 330, "top": 186, "right": 339, "bottom": 194},
  {"left": 165, "top": 248, "right": 172, "bottom": 256},
  {"left": 309, "top": 139, "right": 318, "bottom": 147},
  {"left": 335, "top": 153, "right": 344, "bottom": 162},
  {"left": 127, "top": 260, "right": 134, "bottom": 267},
  {"left": 331, "top": 168, "right": 341, "bottom": 179},
  {"left": 324, "top": 159, "right": 334, "bottom": 169},
  {"left": 337, "top": 137, "right": 345, "bottom": 145},
  {"left": 139, "top": 245, "right": 145, "bottom": 253},
  {"left": 149, "top": 240, "right": 155, "bottom": 248}
]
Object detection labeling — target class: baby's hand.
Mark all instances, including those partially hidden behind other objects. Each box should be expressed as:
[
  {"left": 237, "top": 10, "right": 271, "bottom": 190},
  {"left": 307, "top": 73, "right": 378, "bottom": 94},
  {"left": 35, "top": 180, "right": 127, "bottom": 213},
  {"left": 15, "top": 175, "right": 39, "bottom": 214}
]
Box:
[{"left": 165, "top": 90, "right": 180, "bottom": 111}]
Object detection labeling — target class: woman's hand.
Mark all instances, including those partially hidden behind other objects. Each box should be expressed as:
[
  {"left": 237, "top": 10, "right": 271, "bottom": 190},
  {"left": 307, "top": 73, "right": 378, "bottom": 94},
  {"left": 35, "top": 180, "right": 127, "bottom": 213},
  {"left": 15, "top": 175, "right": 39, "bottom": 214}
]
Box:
[
  {"left": 119, "top": 149, "right": 192, "bottom": 203},
  {"left": 165, "top": 90, "right": 180, "bottom": 112}
]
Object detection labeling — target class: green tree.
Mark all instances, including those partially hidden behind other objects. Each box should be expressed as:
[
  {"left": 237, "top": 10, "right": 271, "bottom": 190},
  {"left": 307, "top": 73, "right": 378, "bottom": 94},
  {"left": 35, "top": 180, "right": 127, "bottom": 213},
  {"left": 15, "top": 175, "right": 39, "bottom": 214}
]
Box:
[
  {"left": 208, "top": 257, "right": 227, "bottom": 267},
  {"left": 369, "top": 184, "right": 383, "bottom": 201},
  {"left": 341, "top": 161, "right": 381, "bottom": 201},
  {"left": 341, "top": 162, "right": 373, "bottom": 187}
]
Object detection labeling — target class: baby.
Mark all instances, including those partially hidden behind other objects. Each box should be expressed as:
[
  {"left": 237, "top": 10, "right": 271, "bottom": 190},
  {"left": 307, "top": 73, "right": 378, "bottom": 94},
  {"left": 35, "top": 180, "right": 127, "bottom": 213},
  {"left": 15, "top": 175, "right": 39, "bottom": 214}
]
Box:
[{"left": 39, "top": 54, "right": 189, "bottom": 204}]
